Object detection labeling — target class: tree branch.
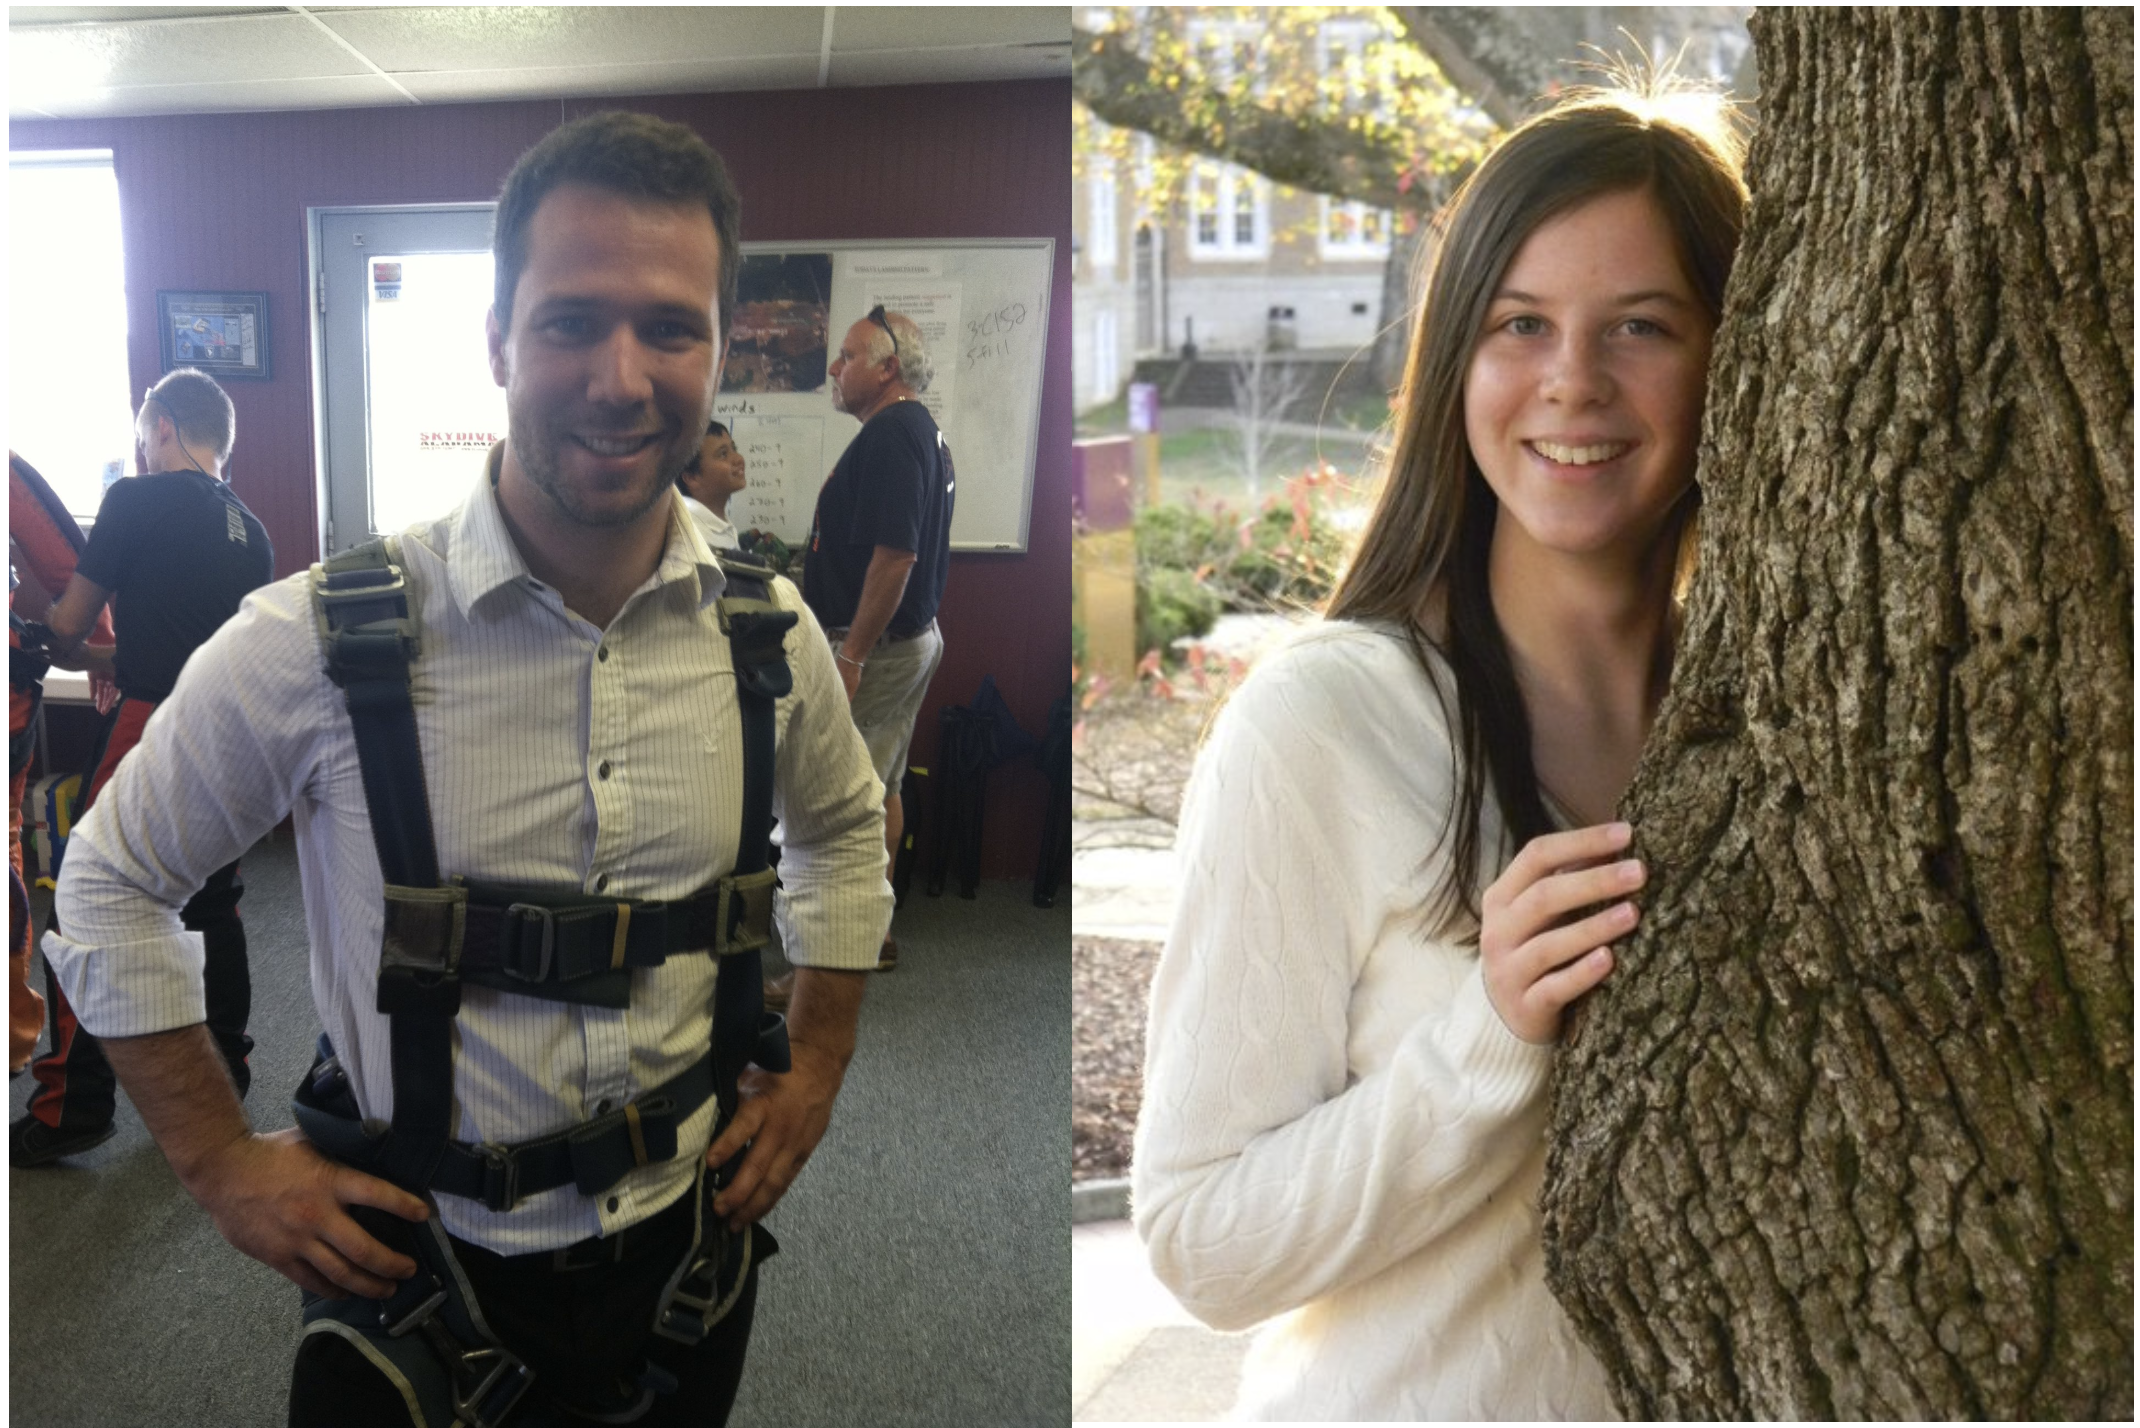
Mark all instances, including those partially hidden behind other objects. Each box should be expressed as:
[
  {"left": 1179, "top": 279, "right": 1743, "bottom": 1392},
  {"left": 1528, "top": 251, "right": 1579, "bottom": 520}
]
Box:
[
  {"left": 1387, "top": 7, "right": 1580, "bottom": 129},
  {"left": 1073, "top": 23, "right": 1435, "bottom": 212}
]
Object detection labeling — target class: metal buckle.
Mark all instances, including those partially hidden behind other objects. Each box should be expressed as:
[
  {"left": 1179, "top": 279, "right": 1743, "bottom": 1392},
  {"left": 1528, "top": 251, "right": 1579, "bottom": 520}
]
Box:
[
  {"left": 503, "top": 903, "right": 555, "bottom": 982},
  {"left": 456, "top": 1347, "right": 537, "bottom": 1428},
  {"left": 378, "top": 1274, "right": 448, "bottom": 1338},
  {"left": 551, "top": 1229, "right": 629, "bottom": 1273},
  {"left": 478, "top": 1143, "right": 520, "bottom": 1212}
]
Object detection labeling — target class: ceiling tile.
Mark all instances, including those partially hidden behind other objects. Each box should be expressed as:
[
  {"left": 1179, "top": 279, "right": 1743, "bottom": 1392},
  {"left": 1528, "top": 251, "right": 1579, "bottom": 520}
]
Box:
[
  {"left": 26, "top": 73, "right": 412, "bottom": 120},
  {"left": 394, "top": 55, "right": 822, "bottom": 103},
  {"left": 317, "top": 6, "right": 825, "bottom": 72},
  {"left": 831, "top": 6, "right": 1068, "bottom": 51},
  {"left": 8, "top": 5, "right": 1069, "bottom": 119},
  {"left": 8, "top": 6, "right": 280, "bottom": 21},
  {"left": 831, "top": 46, "right": 1072, "bottom": 89},
  {"left": 11, "top": 11, "right": 363, "bottom": 90}
]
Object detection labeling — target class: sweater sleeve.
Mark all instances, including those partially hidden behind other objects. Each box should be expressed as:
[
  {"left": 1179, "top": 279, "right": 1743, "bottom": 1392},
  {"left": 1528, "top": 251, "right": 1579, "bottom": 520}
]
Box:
[{"left": 1132, "top": 630, "right": 1557, "bottom": 1332}]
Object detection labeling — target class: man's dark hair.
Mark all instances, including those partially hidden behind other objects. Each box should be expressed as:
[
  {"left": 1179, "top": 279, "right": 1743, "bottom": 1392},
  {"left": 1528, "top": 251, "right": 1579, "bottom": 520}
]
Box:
[
  {"left": 143, "top": 367, "right": 236, "bottom": 465},
  {"left": 678, "top": 420, "right": 735, "bottom": 487},
  {"left": 492, "top": 110, "right": 743, "bottom": 341}
]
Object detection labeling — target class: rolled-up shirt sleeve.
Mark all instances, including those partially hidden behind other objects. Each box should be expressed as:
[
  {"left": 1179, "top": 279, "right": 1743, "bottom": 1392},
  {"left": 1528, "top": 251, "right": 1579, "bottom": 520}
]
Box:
[
  {"left": 45, "top": 574, "right": 331, "bottom": 1037},
  {"left": 766, "top": 577, "right": 895, "bottom": 971}
]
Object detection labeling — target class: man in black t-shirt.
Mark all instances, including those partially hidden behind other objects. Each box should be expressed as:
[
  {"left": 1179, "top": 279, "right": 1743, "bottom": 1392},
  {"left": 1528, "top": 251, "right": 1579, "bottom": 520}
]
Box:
[
  {"left": 13, "top": 367, "right": 273, "bottom": 1167},
  {"left": 798, "top": 307, "right": 954, "bottom": 977}
]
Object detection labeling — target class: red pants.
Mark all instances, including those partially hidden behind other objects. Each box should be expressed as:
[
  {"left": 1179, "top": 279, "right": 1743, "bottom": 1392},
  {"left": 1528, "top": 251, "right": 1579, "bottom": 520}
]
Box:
[
  {"left": 9, "top": 683, "right": 46, "bottom": 1072},
  {"left": 27, "top": 697, "right": 253, "bottom": 1128}
]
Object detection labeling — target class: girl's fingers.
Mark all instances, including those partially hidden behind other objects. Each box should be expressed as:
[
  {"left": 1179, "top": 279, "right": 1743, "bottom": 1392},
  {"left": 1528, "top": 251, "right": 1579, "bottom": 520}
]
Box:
[
  {"left": 1502, "top": 822, "right": 1632, "bottom": 891},
  {"left": 1523, "top": 943, "right": 1616, "bottom": 1022},
  {"left": 1515, "top": 857, "right": 1645, "bottom": 929},
  {"left": 1486, "top": 823, "right": 1634, "bottom": 925},
  {"left": 1512, "top": 901, "right": 1639, "bottom": 984}
]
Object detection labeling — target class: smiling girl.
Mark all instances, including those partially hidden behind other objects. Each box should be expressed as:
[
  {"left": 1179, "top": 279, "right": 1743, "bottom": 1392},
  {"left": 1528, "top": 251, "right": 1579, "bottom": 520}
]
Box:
[{"left": 1133, "top": 91, "right": 1749, "bottom": 1421}]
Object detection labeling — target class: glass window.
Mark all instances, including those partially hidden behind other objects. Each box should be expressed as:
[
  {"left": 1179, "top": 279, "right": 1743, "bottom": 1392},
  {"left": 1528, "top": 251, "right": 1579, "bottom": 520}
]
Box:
[
  {"left": 1189, "top": 161, "right": 1267, "bottom": 260},
  {"left": 9, "top": 150, "right": 134, "bottom": 521},
  {"left": 1318, "top": 195, "right": 1392, "bottom": 260}
]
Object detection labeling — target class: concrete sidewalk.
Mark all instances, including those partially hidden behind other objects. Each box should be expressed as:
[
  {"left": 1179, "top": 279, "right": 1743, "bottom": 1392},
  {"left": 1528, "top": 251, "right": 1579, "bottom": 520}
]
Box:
[
  {"left": 1074, "top": 1215, "right": 1250, "bottom": 1422},
  {"left": 1073, "top": 832, "right": 1251, "bottom": 1421}
]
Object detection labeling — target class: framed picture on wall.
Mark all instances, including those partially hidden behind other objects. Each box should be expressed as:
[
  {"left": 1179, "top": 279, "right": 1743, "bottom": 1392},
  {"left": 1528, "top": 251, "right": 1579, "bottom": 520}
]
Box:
[{"left": 157, "top": 290, "right": 271, "bottom": 379}]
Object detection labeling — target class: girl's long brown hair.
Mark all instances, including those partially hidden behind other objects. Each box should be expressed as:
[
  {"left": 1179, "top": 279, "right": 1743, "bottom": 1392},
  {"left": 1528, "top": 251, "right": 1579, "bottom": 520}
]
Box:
[{"left": 1326, "top": 91, "right": 1749, "bottom": 939}]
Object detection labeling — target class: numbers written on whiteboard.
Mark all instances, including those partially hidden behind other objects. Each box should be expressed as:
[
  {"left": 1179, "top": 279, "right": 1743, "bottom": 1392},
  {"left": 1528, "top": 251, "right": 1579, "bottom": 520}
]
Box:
[{"left": 964, "top": 299, "right": 1030, "bottom": 370}]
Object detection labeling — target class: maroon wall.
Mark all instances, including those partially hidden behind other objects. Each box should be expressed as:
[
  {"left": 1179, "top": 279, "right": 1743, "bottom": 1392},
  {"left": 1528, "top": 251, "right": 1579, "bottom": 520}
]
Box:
[{"left": 12, "top": 80, "right": 1071, "bottom": 882}]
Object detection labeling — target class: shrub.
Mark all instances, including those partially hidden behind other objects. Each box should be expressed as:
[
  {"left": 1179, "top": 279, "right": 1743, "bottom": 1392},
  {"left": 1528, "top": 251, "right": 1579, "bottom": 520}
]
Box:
[
  {"left": 1131, "top": 467, "right": 1352, "bottom": 658},
  {"left": 1136, "top": 565, "right": 1222, "bottom": 655}
]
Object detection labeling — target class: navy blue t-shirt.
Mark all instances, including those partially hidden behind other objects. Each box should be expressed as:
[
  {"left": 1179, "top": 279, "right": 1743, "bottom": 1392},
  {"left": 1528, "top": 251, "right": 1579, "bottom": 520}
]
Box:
[
  {"left": 802, "top": 400, "right": 955, "bottom": 639},
  {"left": 76, "top": 469, "right": 274, "bottom": 701}
]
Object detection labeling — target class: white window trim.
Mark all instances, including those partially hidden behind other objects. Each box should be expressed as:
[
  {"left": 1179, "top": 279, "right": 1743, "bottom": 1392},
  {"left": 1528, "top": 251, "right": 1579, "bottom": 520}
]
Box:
[{"left": 1089, "top": 175, "right": 1117, "bottom": 271}]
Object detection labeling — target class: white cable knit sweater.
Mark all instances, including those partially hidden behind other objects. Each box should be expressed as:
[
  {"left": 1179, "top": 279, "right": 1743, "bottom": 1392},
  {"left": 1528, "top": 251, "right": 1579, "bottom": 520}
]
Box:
[{"left": 1133, "top": 620, "right": 1617, "bottom": 1422}]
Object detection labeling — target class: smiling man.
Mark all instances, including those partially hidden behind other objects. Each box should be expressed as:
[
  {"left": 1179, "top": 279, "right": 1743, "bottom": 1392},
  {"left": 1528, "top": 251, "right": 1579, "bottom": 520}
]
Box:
[{"left": 40, "top": 112, "right": 890, "bottom": 1428}]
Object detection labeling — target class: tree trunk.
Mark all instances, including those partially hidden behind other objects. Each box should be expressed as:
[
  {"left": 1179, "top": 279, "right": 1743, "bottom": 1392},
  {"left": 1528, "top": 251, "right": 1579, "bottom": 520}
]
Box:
[{"left": 1541, "top": 9, "right": 2132, "bottom": 1421}]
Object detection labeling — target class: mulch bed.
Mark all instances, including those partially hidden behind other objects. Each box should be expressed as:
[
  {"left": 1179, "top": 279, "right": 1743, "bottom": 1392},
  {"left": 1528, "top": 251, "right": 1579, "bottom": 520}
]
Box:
[{"left": 1072, "top": 935, "right": 1161, "bottom": 1183}]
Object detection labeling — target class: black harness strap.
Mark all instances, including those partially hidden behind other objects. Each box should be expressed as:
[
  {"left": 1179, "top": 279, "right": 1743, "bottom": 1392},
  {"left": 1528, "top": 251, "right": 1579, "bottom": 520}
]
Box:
[
  {"left": 314, "top": 539, "right": 457, "bottom": 1194},
  {"left": 708, "top": 566, "right": 795, "bottom": 1167},
  {"left": 311, "top": 542, "right": 796, "bottom": 1203}
]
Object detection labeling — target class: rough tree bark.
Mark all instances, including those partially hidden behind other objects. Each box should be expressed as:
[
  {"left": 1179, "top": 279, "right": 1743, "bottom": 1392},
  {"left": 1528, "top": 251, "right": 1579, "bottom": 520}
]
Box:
[{"left": 1541, "top": 10, "right": 2132, "bottom": 1420}]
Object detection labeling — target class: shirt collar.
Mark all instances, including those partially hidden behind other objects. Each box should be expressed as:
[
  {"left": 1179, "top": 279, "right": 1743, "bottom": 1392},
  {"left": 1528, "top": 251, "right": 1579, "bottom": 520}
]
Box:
[{"left": 445, "top": 442, "right": 726, "bottom": 616}]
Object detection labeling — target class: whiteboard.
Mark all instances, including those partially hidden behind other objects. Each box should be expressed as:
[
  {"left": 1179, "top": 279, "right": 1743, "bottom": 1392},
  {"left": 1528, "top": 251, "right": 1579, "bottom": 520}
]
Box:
[{"left": 712, "top": 239, "right": 1053, "bottom": 553}]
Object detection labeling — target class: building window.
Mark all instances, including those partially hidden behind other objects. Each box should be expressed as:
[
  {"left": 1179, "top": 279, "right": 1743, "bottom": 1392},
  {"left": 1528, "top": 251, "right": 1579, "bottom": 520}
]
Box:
[
  {"left": 1188, "top": 161, "right": 1268, "bottom": 260},
  {"left": 1317, "top": 19, "right": 1381, "bottom": 113},
  {"left": 1319, "top": 196, "right": 1392, "bottom": 259},
  {"left": 1089, "top": 176, "right": 1117, "bottom": 271},
  {"left": 9, "top": 150, "right": 133, "bottom": 520}
]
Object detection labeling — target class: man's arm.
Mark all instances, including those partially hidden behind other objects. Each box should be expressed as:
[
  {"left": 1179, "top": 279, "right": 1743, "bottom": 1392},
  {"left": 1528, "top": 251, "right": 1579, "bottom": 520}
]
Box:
[
  {"left": 705, "top": 966, "right": 868, "bottom": 1231},
  {"left": 702, "top": 586, "right": 892, "bottom": 1227},
  {"left": 103, "top": 1024, "right": 428, "bottom": 1299},
  {"left": 835, "top": 545, "right": 917, "bottom": 700},
  {"left": 47, "top": 576, "right": 427, "bottom": 1295},
  {"left": 41, "top": 571, "right": 117, "bottom": 672}
]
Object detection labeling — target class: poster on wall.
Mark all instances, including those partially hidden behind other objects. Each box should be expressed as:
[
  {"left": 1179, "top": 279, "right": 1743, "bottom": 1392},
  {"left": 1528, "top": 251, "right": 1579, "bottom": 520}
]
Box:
[
  {"left": 157, "top": 290, "right": 271, "bottom": 379},
  {"left": 712, "top": 239, "right": 1052, "bottom": 553},
  {"left": 723, "top": 253, "right": 831, "bottom": 394}
]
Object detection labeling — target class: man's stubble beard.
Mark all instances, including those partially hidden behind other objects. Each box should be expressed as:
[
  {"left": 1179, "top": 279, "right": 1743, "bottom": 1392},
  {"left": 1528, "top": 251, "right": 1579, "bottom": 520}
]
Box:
[{"left": 513, "top": 408, "right": 694, "bottom": 530}]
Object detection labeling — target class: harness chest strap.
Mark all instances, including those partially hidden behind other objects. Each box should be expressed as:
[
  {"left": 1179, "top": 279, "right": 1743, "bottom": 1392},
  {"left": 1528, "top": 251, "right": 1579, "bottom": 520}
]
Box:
[{"left": 311, "top": 539, "right": 796, "bottom": 1199}]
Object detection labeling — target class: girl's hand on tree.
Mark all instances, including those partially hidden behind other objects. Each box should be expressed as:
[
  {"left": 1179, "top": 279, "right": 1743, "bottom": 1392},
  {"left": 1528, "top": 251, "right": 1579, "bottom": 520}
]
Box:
[{"left": 1480, "top": 822, "right": 1644, "bottom": 1045}]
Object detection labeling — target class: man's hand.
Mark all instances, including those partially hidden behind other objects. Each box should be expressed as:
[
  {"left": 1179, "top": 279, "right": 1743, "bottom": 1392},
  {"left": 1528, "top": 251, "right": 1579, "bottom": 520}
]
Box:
[
  {"left": 100, "top": 1022, "right": 427, "bottom": 1299},
  {"left": 705, "top": 966, "right": 867, "bottom": 1231},
  {"left": 184, "top": 1127, "right": 429, "bottom": 1300},
  {"left": 836, "top": 654, "right": 863, "bottom": 702}
]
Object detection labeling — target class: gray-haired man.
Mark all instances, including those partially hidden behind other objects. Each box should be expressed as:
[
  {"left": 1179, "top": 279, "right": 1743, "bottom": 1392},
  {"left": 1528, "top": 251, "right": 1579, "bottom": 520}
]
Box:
[{"left": 800, "top": 306, "right": 957, "bottom": 976}]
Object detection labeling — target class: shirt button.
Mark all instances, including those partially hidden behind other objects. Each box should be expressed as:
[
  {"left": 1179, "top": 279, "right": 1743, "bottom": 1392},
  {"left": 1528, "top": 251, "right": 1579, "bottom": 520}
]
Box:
[
  {"left": 596, "top": 1099, "right": 613, "bottom": 1115},
  {"left": 598, "top": 760, "right": 612, "bottom": 779},
  {"left": 595, "top": 874, "right": 610, "bottom": 892},
  {"left": 607, "top": 1196, "right": 620, "bottom": 1213},
  {"left": 598, "top": 647, "right": 610, "bottom": 662}
]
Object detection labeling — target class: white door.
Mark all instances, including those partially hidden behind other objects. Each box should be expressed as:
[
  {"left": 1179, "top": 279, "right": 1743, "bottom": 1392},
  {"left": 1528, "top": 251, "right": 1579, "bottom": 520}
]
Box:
[{"left": 314, "top": 205, "right": 502, "bottom": 555}]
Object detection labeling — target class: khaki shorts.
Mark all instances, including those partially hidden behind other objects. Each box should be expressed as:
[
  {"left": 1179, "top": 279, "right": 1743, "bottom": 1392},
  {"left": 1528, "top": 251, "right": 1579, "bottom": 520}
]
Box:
[{"left": 833, "top": 621, "right": 944, "bottom": 796}]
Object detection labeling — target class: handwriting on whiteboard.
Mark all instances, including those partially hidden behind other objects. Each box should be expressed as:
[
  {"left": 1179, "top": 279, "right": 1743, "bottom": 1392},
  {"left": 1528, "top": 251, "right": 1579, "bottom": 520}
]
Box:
[{"left": 964, "top": 297, "right": 1031, "bottom": 371}]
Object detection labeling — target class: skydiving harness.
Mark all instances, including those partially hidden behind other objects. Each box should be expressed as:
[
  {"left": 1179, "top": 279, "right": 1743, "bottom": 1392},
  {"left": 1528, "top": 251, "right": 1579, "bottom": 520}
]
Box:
[{"left": 293, "top": 536, "right": 798, "bottom": 1427}]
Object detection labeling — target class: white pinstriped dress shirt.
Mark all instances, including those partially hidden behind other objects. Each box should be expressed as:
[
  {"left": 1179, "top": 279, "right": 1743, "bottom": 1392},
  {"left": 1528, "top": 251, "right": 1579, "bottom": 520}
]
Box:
[{"left": 45, "top": 457, "right": 893, "bottom": 1253}]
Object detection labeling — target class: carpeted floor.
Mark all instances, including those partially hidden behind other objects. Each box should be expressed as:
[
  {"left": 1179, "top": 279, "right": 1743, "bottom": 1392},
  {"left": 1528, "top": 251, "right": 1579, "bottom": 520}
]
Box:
[{"left": 10, "top": 831, "right": 1069, "bottom": 1426}]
